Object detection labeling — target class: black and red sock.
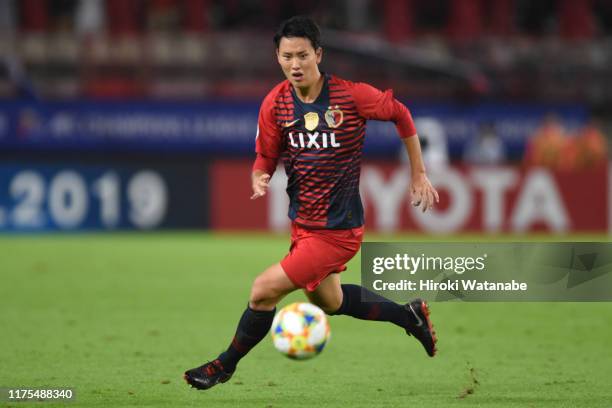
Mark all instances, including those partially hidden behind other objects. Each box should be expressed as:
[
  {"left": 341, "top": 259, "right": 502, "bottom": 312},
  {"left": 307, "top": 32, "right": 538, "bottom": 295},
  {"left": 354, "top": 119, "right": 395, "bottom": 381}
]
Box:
[
  {"left": 217, "top": 306, "right": 275, "bottom": 373},
  {"left": 330, "top": 284, "right": 414, "bottom": 328}
]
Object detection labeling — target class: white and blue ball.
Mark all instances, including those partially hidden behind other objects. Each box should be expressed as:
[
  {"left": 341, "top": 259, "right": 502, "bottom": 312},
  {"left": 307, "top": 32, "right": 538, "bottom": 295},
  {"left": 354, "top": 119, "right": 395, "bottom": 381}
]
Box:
[{"left": 270, "top": 302, "right": 330, "bottom": 360}]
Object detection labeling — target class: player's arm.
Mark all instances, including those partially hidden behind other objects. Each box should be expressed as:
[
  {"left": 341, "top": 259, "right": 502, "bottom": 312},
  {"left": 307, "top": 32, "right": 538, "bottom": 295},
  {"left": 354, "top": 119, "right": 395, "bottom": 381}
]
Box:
[
  {"left": 251, "top": 94, "right": 282, "bottom": 200},
  {"left": 352, "top": 82, "right": 439, "bottom": 211},
  {"left": 251, "top": 155, "right": 276, "bottom": 200},
  {"left": 402, "top": 135, "right": 439, "bottom": 212}
]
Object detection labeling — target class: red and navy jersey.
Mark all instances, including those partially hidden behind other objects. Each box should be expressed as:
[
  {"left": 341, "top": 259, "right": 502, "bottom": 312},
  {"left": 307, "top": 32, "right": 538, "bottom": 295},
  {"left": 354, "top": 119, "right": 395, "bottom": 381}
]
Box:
[{"left": 254, "top": 74, "right": 416, "bottom": 229}]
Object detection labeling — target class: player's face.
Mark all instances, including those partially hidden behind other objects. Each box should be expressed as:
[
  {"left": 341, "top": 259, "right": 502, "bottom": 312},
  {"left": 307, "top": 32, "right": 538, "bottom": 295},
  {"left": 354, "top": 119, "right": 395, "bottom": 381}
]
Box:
[{"left": 277, "top": 37, "right": 322, "bottom": 89}]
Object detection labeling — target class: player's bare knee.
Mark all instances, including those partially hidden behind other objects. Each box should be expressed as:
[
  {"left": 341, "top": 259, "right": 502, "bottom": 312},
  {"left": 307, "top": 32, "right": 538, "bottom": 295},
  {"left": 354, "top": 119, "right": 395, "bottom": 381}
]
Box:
[
  {"left": 249, "top": 291, "right": 277, "bottom": 310},
  {"left": 248, "top": 283, "right": 268, "bottom": 306},
  {"left": 249, "top": 276, "right": 278, "bottom": 310}
]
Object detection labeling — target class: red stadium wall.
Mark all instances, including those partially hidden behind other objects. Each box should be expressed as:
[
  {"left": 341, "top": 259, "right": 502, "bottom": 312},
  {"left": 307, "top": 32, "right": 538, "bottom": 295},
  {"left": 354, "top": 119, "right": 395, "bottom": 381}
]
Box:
[{"left": 210, "top": 160, "right": 609, "bottom": 234}]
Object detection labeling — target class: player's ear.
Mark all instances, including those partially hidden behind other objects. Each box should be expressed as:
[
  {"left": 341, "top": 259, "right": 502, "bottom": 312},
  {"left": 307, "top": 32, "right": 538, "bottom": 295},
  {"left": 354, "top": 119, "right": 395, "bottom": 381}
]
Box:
[{"left": 315, "top": 47, "right": 322, "bottom": 64}]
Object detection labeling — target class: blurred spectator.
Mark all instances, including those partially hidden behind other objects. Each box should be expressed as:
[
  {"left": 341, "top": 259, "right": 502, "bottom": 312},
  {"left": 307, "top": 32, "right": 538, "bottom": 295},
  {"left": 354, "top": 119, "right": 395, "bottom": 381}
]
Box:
[
  {"left": 557, "top": 133, "right": 580, "bottom": 172},
  {"left": 0, "top": 0, "right": 17, "bottom": 33},
  {"left": 553, "top": 122, "right": 607, "bottom": 172},
  {"left": 1, "top": 55, "right": 38, "bottom": 99},
  {"left": 524, "top": 114, "right": 567, "bottom": 169},
  {"left": 573, "top": 121, "right": 608, "bottom": 169},
  {"left": 463, "top": 121, "right": 506, "bottom": 164},
  {"left": 75, "top": 0, "right": 105, "bottom": 36},
  {"left": 523, "top": 115, "right": 607, "bottom": 171},
  {"left": 401, "top": 117, "right": 449, "bottom": 172}
]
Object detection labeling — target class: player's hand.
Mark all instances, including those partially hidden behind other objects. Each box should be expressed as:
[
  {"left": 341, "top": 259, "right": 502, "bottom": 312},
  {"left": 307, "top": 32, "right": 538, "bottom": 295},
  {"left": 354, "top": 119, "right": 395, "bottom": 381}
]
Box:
[
  {"left": 410, "top": 172, "right": 439, "bottom": 212},
  {"left": 251, "top": 173, "right": 271, "bottom": 200}
]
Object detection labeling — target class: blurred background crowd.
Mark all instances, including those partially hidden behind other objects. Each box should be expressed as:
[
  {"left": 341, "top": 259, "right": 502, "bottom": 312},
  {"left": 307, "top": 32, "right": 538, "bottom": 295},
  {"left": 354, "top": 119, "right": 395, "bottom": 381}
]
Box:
[
  {"left": 0, "top": 0, "right": 610, "bottom": 233},
  {"left": 2, "top": 0, "right": 612, "bottom": 104}
]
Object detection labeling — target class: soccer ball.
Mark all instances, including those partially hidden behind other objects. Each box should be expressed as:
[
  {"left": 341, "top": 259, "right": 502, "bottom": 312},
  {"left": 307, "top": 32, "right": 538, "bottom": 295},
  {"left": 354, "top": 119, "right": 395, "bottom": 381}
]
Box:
[{"left": 270, "top": 302, "right": 330, "bottom": 360}]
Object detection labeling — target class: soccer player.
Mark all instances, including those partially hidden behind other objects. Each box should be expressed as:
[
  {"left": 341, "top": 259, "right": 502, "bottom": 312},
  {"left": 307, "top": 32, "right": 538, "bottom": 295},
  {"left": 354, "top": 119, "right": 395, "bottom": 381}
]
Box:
[{"left": 185, "top": 16, "right": 439, "bottom": 390}]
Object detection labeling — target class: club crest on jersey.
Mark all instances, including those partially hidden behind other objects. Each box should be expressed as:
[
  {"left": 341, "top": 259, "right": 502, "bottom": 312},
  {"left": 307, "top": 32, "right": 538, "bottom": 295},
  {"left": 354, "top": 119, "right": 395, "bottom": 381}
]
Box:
[
  {"left": 304, "top": 112, "right": 319, "bottom": 131},
  {"left": 325, "top": 106, "right": 343, "bottom": 128}
]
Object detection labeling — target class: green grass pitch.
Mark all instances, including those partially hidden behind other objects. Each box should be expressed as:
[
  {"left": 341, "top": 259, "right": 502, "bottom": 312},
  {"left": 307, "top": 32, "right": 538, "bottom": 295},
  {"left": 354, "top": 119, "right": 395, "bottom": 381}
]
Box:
[{"left": 1, "top": 233, "right": 612, "bottom": 407}]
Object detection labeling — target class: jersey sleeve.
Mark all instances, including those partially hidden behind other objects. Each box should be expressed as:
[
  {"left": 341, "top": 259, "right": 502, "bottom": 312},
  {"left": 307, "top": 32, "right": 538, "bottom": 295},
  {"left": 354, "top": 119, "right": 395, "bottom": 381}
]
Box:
[
  {"left": 351, "top": 82, "right": 417, "bottom": 139},
  {"left": 253, "top": 93, "right": 282, "bottom": 174}
]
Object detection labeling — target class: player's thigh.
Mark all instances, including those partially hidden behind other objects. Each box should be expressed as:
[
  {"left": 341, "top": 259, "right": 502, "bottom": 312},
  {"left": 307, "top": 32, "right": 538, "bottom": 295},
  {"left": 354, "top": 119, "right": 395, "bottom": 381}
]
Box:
[
  {"left": 303, "top": 272, "right": 343, "bottom": 314},
  {"left": 250, "top": 262, "right": 298, "bottom": 306}
]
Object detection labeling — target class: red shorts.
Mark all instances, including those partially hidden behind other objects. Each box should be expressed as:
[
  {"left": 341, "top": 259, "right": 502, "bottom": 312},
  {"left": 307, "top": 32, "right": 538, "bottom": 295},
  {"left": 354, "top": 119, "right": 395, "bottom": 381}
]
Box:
[{"left": 280, "top": 222, "right": 364, "bottom": 292}]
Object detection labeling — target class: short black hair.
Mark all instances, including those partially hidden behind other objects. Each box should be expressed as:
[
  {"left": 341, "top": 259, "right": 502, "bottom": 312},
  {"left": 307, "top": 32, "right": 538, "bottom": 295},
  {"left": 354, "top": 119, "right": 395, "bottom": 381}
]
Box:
[{"left": 273, "top": 16, "right": 321, "bottom": 50}]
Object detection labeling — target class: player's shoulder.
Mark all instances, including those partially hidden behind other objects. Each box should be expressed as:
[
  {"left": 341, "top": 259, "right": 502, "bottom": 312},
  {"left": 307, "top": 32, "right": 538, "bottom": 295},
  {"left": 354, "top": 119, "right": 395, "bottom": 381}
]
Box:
[
  {"left": 328, "top": 74, "right": 377, "bottom": 97},
  {"left": 328, "top": 74, "right": 358, "bottom": 91},
  {"left": 261, "top": 80, "right": 292, "bottom": 107}
]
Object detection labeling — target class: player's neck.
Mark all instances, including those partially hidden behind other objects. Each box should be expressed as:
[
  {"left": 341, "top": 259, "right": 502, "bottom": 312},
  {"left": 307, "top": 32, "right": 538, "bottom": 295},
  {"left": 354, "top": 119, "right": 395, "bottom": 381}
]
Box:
[{"left": 293, "top": 73, "right": 324, "bottom": 103}]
